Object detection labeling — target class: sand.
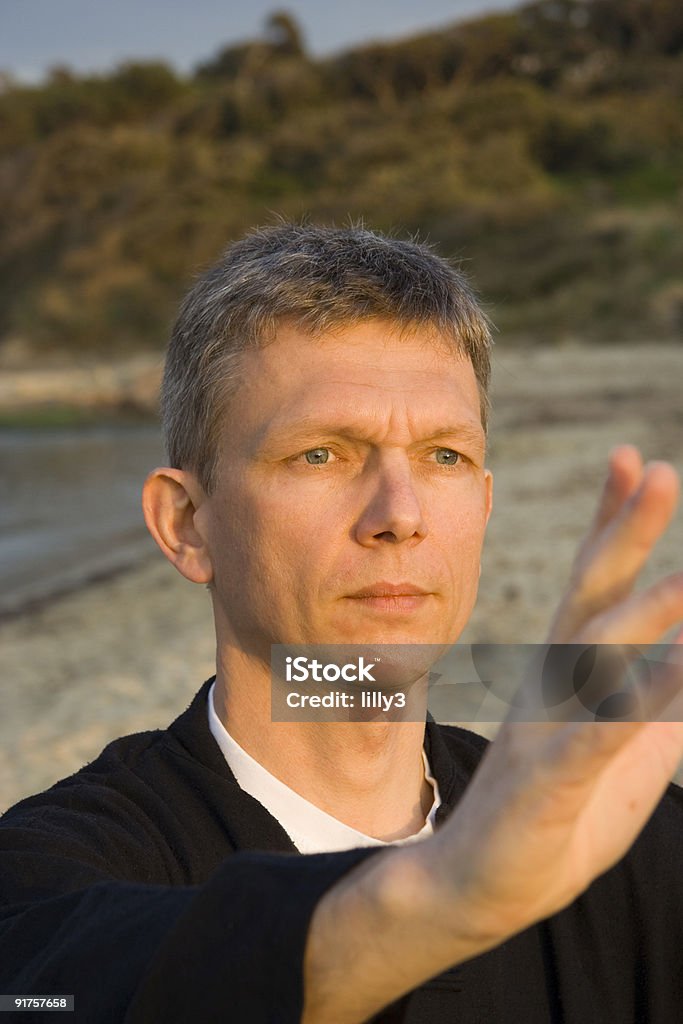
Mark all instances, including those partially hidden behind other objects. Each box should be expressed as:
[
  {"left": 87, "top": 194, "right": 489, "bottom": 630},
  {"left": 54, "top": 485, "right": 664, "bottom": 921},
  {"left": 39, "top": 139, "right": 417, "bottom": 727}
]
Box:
[{"left": 2, "top": 342, "right": 682, "bottom": 811}]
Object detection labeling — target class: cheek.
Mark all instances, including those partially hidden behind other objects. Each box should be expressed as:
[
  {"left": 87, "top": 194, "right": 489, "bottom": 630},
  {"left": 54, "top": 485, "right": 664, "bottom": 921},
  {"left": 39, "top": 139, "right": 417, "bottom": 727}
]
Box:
[
  {"left": 214, "top": 486, "right": 323, "bottom": 599},
  {"left": 255, "top": 477, "right": 339, "bottom": 550},
  {"left": 440, "top": 490, "right": 489, "bottom": 545},
  {"left": 435, "top": 507, "right": 488, "bottom": 600},
  {"left": 202, "top": 489, "right": 270, "bottom": 602}
]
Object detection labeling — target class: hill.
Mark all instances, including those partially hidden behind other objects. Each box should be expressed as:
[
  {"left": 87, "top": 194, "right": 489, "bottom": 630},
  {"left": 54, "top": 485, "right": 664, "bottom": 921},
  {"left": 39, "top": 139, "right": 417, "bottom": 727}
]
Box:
[{"left": 1, "top": 0, "right": 683, "bottom": 361}]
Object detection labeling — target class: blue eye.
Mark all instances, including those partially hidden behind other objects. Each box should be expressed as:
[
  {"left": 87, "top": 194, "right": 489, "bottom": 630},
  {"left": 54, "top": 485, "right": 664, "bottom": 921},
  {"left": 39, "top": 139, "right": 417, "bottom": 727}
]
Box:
[
  {"left": 435, "top": 448, "right": 460, "bottom": 465},
  {"left": 304, "top": 448, "right": 330, "bottom": 465}
]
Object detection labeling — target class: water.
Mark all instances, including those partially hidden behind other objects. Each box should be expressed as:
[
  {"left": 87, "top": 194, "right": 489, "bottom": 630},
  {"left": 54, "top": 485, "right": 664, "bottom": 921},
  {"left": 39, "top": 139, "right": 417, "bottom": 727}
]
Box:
[{"left": 0, "top": 424, "right": 165, "bottom": 616}]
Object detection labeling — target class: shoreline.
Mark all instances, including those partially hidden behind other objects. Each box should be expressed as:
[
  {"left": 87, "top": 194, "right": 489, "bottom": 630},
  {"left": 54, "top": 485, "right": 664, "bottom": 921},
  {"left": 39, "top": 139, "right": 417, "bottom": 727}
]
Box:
[
  {"left": 1, "top": 338, "right": 681, "bottom": 423},
  {"left": 0, "top": 548, "right": 159, "bottom": 624},
  {"left": 0, "top": 354, "right": 163, "bottom": 419}
]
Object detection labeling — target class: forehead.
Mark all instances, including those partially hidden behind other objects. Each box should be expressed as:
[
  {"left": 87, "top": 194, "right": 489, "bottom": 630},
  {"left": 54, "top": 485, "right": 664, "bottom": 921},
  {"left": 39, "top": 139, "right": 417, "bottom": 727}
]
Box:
[{"left": 221, "top": 319, "right": 484, "bottom": 444}]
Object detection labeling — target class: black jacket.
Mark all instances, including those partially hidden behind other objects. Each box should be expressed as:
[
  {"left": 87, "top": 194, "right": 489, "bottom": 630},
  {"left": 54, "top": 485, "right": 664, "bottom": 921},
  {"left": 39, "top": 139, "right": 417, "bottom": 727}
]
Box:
[{"left": 1, "top": 677, "right": 683, "bottom": 1023}]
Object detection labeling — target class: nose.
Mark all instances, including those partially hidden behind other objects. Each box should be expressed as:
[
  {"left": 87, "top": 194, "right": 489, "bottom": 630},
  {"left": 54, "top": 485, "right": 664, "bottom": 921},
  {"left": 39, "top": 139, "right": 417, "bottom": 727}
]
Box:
[{"left": 354, "top": 453, "right": 428, "bottom": 546}]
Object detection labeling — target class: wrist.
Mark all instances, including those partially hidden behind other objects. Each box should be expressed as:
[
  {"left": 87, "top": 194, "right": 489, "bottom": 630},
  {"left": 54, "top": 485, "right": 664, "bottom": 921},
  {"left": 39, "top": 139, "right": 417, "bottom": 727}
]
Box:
[{"left": 372, "top": 841, "right": 508, "bottom": 976}]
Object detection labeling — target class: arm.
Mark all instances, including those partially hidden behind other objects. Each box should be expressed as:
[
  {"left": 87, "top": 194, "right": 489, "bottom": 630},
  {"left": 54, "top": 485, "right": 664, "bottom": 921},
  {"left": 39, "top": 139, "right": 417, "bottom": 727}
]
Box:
[
  {"left": 302, "top": 447, "right": 683, "bottom": 1023},
  {"left": 0, "top": 808, "right": 379, "bottom": 1024}
]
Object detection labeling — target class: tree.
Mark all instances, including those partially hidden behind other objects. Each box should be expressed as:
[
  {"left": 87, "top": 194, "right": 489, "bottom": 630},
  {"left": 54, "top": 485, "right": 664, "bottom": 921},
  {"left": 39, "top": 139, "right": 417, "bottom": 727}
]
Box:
[{"left": 264, "top": 10, "right": 306, "bottom": 58}]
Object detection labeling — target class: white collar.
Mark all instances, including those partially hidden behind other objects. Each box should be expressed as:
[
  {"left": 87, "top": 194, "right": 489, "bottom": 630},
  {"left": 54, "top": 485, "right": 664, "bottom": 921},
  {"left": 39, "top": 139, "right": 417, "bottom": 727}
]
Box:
[{"left": 207, "top": 681, "right": 441, "bottom": 854}]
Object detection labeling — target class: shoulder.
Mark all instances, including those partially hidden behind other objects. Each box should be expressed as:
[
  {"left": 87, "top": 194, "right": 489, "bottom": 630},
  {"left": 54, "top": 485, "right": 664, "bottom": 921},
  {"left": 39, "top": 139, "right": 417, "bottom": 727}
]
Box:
[
  {"left": 423, "top": 721, "right": 490, "bottom": 811},
  {"left": 0, "top": 681, "right": 229, "bottom": 884},
  {"left": 2, "top": 723, "right": 179, "bottom": 825},
  {"left": 434, "top": 722, "right": 490, "bottom": 758},
  {"left": 2, "top": 678, "right": 223, "bottom": 822},
  {"left": 427, "top": 720, "right": 489, "bottom": 773},
  {"left": 0, "top": 726, "right": 178, "bottom": 883}
]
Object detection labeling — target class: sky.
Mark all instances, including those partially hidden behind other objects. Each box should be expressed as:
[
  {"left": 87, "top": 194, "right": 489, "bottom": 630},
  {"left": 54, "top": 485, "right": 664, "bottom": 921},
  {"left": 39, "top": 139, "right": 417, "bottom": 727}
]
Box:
[{"left": 0, "top": 0, "right": 524, "bottom": 83}]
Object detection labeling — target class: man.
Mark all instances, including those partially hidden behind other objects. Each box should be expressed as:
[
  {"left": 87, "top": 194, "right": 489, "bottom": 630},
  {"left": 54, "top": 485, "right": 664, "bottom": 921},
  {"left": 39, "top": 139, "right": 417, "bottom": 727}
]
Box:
[{"left": 1, "top": 223, "right": 683, "bottom": 1023}]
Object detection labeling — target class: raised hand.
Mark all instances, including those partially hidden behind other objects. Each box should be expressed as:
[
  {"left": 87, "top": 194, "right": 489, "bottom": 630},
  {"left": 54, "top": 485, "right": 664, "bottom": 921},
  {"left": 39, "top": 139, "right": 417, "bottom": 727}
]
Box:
[{"left": 430, "top": 446, "right": 683, "bottom": 945}]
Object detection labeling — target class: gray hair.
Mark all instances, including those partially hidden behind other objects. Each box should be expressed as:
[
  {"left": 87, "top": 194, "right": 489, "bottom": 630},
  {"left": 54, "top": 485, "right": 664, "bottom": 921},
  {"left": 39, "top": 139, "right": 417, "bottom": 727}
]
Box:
[{"left": 162, "top": 222, "right": 493, "bottom": 493}]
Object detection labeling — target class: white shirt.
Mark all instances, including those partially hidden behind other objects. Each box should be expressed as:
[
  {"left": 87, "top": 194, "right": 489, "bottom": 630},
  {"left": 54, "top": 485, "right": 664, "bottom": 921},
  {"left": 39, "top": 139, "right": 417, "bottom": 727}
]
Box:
[{"left": 208, "top": 681, "right": 441, "bottom": 854}]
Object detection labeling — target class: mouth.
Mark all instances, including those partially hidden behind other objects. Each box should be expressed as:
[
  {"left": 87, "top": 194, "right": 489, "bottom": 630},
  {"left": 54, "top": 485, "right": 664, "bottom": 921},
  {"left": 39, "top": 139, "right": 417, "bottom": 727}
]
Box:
[{"left": 345, "top": 582, "right": 433, "bottom": 613}]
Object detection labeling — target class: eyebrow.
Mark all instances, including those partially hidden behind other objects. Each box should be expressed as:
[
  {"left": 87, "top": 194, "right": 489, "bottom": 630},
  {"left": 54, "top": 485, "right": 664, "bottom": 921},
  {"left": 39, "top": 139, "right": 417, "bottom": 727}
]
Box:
[{"left": 260, "top": 420, "right": 486, "bottom": 450}]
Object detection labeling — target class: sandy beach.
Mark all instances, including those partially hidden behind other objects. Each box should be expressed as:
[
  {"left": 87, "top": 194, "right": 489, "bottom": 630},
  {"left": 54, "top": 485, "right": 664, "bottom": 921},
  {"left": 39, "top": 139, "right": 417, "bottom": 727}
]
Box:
[{"left": 2, "top": 342, "right": 682, "bottom": 811}]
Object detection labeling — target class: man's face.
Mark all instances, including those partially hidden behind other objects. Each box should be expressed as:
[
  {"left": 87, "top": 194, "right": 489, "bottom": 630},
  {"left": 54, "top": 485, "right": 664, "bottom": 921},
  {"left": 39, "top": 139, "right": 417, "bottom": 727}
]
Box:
[{"left": 196, "top": 320, "right": 493, "bottom": 658}]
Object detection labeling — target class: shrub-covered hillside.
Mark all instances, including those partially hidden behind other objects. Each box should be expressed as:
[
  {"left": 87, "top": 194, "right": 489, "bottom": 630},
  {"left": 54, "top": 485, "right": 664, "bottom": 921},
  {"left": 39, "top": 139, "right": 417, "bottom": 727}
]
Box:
[{"left": 1, "top": 0, "right": 683, "bottom": 357}]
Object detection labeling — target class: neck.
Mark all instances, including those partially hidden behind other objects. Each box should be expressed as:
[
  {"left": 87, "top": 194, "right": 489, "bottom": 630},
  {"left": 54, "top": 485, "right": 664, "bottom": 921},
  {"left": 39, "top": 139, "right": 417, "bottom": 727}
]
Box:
[{"left": 213, "top": 646, "right": 432, "bottom": 840}]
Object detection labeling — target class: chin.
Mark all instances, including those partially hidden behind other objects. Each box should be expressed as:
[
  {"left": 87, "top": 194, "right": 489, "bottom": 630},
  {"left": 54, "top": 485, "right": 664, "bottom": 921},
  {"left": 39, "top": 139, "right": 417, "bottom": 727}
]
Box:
[{"left": 330, "top": 622, "right": 450, "bottom": 648}]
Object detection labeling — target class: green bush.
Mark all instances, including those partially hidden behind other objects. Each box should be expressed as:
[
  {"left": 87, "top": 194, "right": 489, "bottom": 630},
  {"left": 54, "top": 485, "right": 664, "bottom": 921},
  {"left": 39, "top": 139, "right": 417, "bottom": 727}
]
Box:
[{"left": 2, "top": 0, "right": 683, "bottom": 354}]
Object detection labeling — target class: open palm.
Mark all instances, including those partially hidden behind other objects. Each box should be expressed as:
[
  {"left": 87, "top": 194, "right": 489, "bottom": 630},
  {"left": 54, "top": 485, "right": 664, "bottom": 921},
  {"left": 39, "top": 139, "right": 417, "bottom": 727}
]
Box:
[{"left": 436, "top": 446, "right": 683, "bottom": 943}]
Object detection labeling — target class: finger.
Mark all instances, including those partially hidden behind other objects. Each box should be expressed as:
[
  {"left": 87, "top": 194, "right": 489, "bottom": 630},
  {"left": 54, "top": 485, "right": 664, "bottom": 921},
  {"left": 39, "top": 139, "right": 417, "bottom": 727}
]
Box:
[
  {"left": 589, "top": 445, "right": 643, "bottom": 537},
  {"left": 550, "top": 462, "right": 680, "bottom": 643},
  {"left": 580, "top": 570, "right": 683, "bottom": 647},
  {"left": 573, "top": 461, "right": 680, "bottom": 611}
]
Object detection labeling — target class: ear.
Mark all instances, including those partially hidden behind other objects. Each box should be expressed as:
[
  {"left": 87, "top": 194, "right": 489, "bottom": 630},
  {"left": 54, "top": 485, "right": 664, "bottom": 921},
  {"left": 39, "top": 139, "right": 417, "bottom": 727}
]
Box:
[
  {"left": 142, "top": 468, "right": 213, "bottom": 585},
  {"left": 480, "top": 469, "right": 494, "bottom": 580},
  {"left": 484, "top": 468, "right": 493, "bottom": 527}
]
